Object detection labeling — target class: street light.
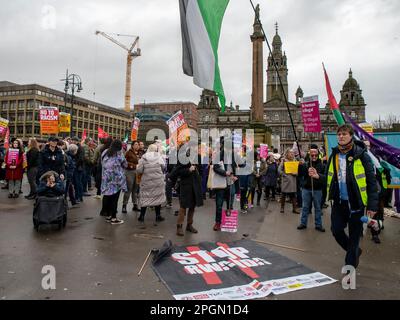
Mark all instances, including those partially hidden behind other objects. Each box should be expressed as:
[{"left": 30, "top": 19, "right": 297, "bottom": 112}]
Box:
[{"left": 61, "top": 69, "right": 83, "bottom": 137}]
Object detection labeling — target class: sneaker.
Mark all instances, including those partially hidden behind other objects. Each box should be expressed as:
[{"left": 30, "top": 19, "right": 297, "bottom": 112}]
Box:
[
  {"left": 76, "top": 200, "right": 81, "bottom": 204},
  {"left": 105, "top": 216, "right": 112, "bottom": 223},
  {"left": 132, "top": 205, "right": 140, "bottom": 212},
  {"left": 297, "top": 224, "right": 307, "bottom": 230},
  {"left": 93, "top": 195, "right": 101, "bottom": 199},
  {"left": 213, "top": 223, "right": 221, "bottom": 231},
  {"left": 111, "top": 219, "right": 124, "bottom": 225},
  {"left": 241, "top": 209, "right": 247, "bottom": 215},
  {"left": 8, "top": 194, "right": 13, "bottom": 198},
  {"left": 165, "top": 203, "right": 172, "bottom": 209},
  {"left": 138, "top": 215, "right": 144, "bottom": 222},
  {"left": 315, "top": 226, "right": 326, "bottom": 232}
]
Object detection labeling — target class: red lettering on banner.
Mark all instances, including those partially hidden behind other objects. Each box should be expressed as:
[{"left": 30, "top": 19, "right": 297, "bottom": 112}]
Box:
[
  {"left": 217, "top": 242, "right": 259, "bottom": 279},
  {"left": 186, "top": 246, "right": 222, "bottom": 285}
]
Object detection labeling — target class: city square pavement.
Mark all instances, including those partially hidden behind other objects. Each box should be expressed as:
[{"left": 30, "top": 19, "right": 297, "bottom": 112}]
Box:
[{"left": 0, "top": 180, "right": 399, "bottom": 300}]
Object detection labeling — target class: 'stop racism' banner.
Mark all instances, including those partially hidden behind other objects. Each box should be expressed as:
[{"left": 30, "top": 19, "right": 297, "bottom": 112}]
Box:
[
  {"left": 152, "top": 239, "right": 336, "bottom": 300},
  {"left": 39, "top": 106, "right": 59, "bottom": 135}
]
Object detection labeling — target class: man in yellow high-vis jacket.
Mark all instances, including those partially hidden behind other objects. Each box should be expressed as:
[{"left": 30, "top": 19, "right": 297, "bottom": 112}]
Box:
[{"left": 326, "top": 124, "right": 378, "bottom": 268}]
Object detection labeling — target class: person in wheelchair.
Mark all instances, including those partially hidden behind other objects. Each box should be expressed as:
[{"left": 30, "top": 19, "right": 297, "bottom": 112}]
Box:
[{"left": 37, "top": 171, "right": 65, "bottom": 197}]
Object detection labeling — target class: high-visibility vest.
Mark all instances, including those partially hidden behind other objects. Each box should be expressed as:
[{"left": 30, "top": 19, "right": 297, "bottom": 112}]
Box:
[
  {"left": 381, "top": 172, "right": 388, "bottom": 190},
  {"left": 327, "top": 155, "right": 368, "bottom": 207}
]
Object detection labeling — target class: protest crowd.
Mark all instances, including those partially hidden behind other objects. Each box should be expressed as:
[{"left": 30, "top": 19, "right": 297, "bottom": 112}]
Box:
[{"left": 0, "top": 122, "right": 395, "bottom": 268}]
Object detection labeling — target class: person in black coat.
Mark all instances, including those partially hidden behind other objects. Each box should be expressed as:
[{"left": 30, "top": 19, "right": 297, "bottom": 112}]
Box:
[
  {"left": 70, "top": 137, "right": 85, "bottom": 202},
  {"left": 25, "top": 138, "right": 40, "bottom": 199},
  {"left": 38, "top": 137, "right": 65, "bottom": 182},
  {"left": 170, "top": 142, "right": 203, "bottom": 236}
]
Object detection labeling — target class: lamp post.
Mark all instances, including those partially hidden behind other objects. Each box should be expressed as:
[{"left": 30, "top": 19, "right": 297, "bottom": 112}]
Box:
[{"left": 61, "top": 69, "right": 83, "bottom": 137}]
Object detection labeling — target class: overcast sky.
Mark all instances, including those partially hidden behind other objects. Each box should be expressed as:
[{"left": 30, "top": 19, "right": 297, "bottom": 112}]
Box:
[{"left": 1, "top": 0, "right": 399, "bottom": 122}]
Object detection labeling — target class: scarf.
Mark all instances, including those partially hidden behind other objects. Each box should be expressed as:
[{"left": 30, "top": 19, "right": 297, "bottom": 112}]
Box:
[{"left": 338, "top": 140, "right": 354, "bottom": 155}]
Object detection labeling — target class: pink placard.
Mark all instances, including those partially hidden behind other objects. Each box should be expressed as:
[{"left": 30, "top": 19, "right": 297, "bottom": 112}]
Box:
[
  {"left": 260, "top": 144, "right": 268, "bottom": 159},
  {"left": 7, "top": 148, "right": 19, "bottom": 166},
  {"left": 221, "top": 209, "right": 238, "bottom": 233},
  {"left": 301, "top": 98, "right": 321, "bottom": 133}
]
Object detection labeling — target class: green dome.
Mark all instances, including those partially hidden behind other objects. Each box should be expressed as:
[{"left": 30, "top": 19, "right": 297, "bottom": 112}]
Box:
[{"left": 343, "top": 69, "right": 359, "bottom": 89}]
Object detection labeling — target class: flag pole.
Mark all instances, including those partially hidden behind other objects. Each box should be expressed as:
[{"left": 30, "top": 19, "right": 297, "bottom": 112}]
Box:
[{"left": 249, "top": 0, "right": 301, "bottom": 157}]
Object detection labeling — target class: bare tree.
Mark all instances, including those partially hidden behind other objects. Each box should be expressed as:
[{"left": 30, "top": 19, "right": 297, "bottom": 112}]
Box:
[{"left": 372, "top": 113, "right": 399, "bottom": 129}]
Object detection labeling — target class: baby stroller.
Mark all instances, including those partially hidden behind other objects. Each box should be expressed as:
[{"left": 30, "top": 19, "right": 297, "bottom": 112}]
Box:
[
  {"left": 33, "top": 196, "right": 68, "bottom": 231},
  {"left": 33, "top": 170, "right": 68, "bottom": 231}
]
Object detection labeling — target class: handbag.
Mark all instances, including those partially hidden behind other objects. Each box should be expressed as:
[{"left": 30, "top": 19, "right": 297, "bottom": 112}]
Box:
[{"left": 207, "top": 161, "right": 227, "bottom": 190}]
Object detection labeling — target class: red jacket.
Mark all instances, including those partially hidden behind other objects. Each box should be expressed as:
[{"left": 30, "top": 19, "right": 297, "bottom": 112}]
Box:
[{"left": 5, "top": 150, "right": 24, "bottom": 181}]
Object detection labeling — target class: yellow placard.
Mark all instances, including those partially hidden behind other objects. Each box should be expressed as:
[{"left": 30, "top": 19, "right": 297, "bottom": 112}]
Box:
[
  {"left": 59, "top": 113, "right": 71, "bottom": 133},
  {"left": 284, "top": 161, "right": 299, "bottom": 175}
]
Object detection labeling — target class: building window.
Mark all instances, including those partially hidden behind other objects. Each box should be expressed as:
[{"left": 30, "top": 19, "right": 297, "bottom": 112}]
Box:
[
  {"left": 1, "top": 101, "right": 8, "bottom": 111},
  {"left": 10, "top": 101, "right": 16, "bottom": 110},
  {"left": 26, "top": 126, "right": 32, "bottom": 134},
  {"left": 274, "top": 113, "right": 279, "bottom": 121},
  {"left": 17, "top": 126, "right": 24, "bottom": 134},
  {"left": 34, "top": 126, "right": 40, "bottom": 134}
]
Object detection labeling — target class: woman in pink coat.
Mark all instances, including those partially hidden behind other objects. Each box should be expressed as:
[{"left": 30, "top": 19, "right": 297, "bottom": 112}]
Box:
[{"left": 5, "top": 139, "right": 24, "bottom": 198}]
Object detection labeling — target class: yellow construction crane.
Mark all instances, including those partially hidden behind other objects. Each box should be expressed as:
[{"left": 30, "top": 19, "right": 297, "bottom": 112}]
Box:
[{"left": 95, "top": 30, "right": 141, "bottom": 113}]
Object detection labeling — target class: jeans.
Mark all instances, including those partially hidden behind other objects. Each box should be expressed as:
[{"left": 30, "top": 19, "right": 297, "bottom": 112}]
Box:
[
  {"left": 300, "top": 189, "right": 323, "bottom": 227},
  {"left": 215, "top": 186, "right": 235, "bottom": 223},
  {"left": 165, "top": 177, "right": 174, "bottom": 205},
  {"left": 331, "top": 201, "right": 364, "bottom": 268},
  {"left": 123, "top": 169, "right": 138, "bottom": 206},
  {"left": 73, "top": 169, "right": 84, "bottom": 201},
  {"left": 9, "top": 180, "right": 21, "bottom": 195}
]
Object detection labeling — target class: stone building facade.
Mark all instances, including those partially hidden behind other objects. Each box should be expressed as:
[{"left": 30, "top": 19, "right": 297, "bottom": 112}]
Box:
[
  {"left": 197, "top": 6, "right": 366, "bottom": 153},
  {"left": 0, "top": 81, "right": 131, "bottom": 141}
]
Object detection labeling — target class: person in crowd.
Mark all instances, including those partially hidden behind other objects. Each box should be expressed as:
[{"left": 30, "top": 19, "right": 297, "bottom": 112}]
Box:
[
  {"left": 169, "top": 142, "right": 203, "bottom": 236},
  {"left": 93, "top": 137, "right": 112, "bottom": 199},
  {"left": 81, "top": 137, "right": 94, "bottom": 195},
  {"left": 38, "top": 137, "right": 65, "bottom": 182},
  {"left": 136, "top": 144, "right": 166, "bottom": 225},
  {"left": 326, "top": 124, "right": 378, "bottom": 269},
  {"left": 279, "top": 149, "right": 300, "bottom": 214},
  {"left": 212, "top": 137, "right": 239, "bottom": 231},
  {"left": 138, "top": 141, "right": 146, "bottom": 159},
  {"left": 0, "top": 141, "right": 6, "bottom": 184},
  {"left": 5, "top": 139, "right": 24, "bottom": 198},
  {"left": 297, "top": 144, "right": 326, "bottom": 232},
  {"left": 70, "top": 136, "right": 85, "bottom": 203},
  {"left": 122, "top": 140, "right": 140, "bottom": 213},
  {"left": 272, "top": 148, "right": 281, "bottom": 161},
  {"left": 37, "top": 171, "right": 65, "bottom": 197},
  {"left": 100, "top": 139, "right": 127, "bottom": 225},
  {"left": 65, "top": 143, "right": 78, "bottom": 206},
  {"left": 250, "top": 152, "right": 267, "bottom": 206},
  {"left": 165, "top": 145, "right": 177, "bottom": 208},
  {"left": 263, "top": 155, "right": 278, "bottom": 201},
  {"left": 25, "top": 138, "right": 40, "bottom": 199}
]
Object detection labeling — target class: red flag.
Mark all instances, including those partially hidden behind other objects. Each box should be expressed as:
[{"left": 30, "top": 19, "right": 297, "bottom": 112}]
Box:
[
  {"left": 98, "top": 127, "right": 109, "bottom": 139},
  {"left": 322, "top": 63, "right": 345, "bottom": 126},
  {"left": 81, "top": 129, "right": 87, "bottom": 145},
  {"left": 4, "top": 127, "right": 10, "bottom": 149}
]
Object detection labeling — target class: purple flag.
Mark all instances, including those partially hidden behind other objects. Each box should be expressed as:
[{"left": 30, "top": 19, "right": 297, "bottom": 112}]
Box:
[{"left": 344, "top": 113, "right": 400, "bottom": 169}]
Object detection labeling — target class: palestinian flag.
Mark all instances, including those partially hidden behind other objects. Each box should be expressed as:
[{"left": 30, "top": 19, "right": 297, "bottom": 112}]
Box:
[
  {"left": 179, "top": 0, "right": 229, "bottom": 112},
  {"left": 323, "top": 63, "right": 345, "bottom": 126}
]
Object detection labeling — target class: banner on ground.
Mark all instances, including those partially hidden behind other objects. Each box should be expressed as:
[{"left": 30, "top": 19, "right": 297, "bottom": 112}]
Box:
[
  {"left": 58, "top": 112, "right": 71, "bottom": 133},
  {"left": 39, "top": 106, "right": 59, "bottom": 134},
  {"left": 6, "top": 148, "right": 20, "bottom": 166},
  {"left": 131, "top": 117, "right": 140, "bottom": 141},
  {"left": 221, "top": 209, "right": 238, "bottom": 233},
  {"left": 166, "top": 111, "right": 189, "bottom": 147},
  {"left": 0, "top": 117, "right": 9, "bottom": 136},
  {"left": 152, "top": 239, "right": 336, "bottom": 300},
  {"left": 301, "top": 96, "right": 321, "bottom": 133}
]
